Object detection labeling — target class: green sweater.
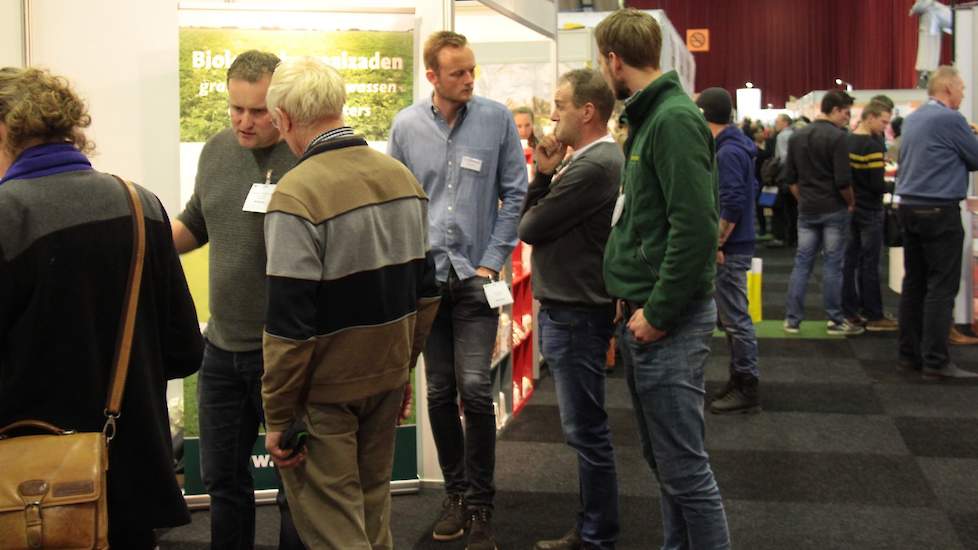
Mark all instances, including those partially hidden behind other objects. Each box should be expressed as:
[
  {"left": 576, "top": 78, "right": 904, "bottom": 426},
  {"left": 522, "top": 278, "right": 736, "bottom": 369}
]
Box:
[{"left": 603, "top": 71, "right": 719, "bottom": 332}]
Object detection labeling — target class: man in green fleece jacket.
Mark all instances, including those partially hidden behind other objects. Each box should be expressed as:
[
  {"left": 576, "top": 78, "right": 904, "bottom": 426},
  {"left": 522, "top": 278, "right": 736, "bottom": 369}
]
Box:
[{"left": 596, "top": 9, "right": 731, "bottom": 549}]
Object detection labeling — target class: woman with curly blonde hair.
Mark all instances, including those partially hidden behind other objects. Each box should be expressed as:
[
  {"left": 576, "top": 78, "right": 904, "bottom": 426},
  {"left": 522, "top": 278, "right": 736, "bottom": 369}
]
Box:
[{"left": 0, "top": 67, "right": 204, "bottom": 548}]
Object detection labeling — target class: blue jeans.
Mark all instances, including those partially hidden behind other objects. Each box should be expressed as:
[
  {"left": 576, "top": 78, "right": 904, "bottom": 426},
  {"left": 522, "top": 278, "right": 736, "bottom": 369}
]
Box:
[
  {"left": 618, "top": 298, "right": 730, "bottom": 550},
  {"left": 715, "top": 254, "right": 759, "bottom": 378},
  {"left": 785, "top": 208, "right": 850, "bottom": 325},
  {"left": 538, "top": 306, "right": 619, "bottom": 550},
  {"left": 842, "top": 208, "right": 885, "bottom": 320},
  {"left": 198, "top": 342, "right": 304, "bottom": 550},
  {"left": 424, "top": 273, "right": 499, "bottom": 508}
]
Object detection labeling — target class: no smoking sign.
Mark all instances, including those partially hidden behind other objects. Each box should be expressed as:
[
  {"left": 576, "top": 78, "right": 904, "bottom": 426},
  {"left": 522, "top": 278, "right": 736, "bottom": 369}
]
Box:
[{"left": 686, "top": 28, "right": 710, "bottom": 52}]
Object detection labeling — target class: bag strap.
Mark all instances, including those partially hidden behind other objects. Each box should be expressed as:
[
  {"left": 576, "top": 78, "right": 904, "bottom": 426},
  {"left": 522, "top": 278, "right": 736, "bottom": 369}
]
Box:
[{"left": 103, "top": 176, "right": 146, "bottom": 441}]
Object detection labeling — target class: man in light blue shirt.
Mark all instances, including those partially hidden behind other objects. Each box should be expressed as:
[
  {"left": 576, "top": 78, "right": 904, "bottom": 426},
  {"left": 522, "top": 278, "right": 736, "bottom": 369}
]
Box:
[
  {"left": 896, "top": 65, "right": 978, "bottom": 380},
  {"left": 388, "top": 30, "right": 527, "bottom": 550}
]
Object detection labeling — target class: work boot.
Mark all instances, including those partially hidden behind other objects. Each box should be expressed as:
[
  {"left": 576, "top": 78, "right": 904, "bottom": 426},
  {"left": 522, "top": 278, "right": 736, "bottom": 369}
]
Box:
[
  {"left": 710, "top": 373, "right": 761, "bottom": 414},
  {"left": 535, "top": 527, "right": 581, "bottom": 549},
  {"left": 466, "top": 507, "right": 498, "bottom": 550},
  {"left": 432, "top": 494, "right": 465, "bottom": 541},
  {"left": 712, "top": 366, "right": 736, "bottom": 400}
]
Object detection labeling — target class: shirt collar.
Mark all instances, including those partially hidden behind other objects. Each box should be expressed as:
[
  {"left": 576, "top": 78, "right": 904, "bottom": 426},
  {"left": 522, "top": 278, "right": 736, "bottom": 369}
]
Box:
[
  {"left": 429, "top": 93, "right": 470, "bottom": 125},
  {"left": 571, "top": 134, "right": 616, "bottom": 160},
  {"left": 305, "top": 126, "right": 355, "bottom": 154},
  {"left": 928, "top": 97, "right": 949, "bottom": 109}
]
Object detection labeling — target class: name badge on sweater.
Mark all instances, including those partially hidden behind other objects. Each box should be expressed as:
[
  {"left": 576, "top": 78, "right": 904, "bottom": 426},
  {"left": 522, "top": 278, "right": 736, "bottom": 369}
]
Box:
[
  {"left": 242, "top": 183, "right": 276, "bottom": 213},
  {"left": 461, "top": 156, "right": 483, "bottom": 172},
  {"left": 483, "top": 281, "right": 514, "bottom": 308},
  {"left": 611, "top": 194, "right": 625, "bottom": 227}
]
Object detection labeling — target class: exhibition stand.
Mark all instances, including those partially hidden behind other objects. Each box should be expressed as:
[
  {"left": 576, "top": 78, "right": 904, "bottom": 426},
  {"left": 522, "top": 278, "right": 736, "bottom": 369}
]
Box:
[{"left": 1, "top": 0, "right": 559, "bottom": 504}]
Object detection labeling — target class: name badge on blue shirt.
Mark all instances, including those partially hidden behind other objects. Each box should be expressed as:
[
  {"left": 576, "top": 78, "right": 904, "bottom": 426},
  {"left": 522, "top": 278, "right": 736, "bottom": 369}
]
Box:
[{"left": 461, "top": 156, "right": 483, "bottom": 172}]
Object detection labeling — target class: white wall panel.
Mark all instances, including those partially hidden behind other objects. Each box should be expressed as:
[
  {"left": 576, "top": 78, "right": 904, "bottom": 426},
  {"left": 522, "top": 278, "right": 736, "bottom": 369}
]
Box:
[
  {"left": 27, "top": 0, "right": 181, "bottom": 213},
  {"left": 0, "top": 0, "right": 24, "bottom": 67}
]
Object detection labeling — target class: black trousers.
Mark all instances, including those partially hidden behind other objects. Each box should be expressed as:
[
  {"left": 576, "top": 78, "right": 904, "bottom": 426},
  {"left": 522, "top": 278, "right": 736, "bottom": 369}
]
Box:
[
  {"left": 897, "top": 204, "right": 964, "bottom": 370},
  {"left": 771, "top": 188, "right": 798, "bottom": 245}
]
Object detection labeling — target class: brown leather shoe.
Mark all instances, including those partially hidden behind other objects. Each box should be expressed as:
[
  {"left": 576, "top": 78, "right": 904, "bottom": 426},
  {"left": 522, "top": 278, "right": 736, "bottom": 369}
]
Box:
[
  {"left": 949, "top": 326, "right": 978, "bottom": 346},
  {"left": 535, "top": 528, "right": 582, "bottom": 550}
]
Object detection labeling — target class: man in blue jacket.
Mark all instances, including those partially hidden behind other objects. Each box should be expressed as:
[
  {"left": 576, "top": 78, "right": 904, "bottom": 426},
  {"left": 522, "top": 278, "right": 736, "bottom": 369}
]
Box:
[
  {"left": 697, "top": 88, "right": 761, "bottom": 414},
  {"left": 896, "top": 65, "right": 978, "bottom": 380}
]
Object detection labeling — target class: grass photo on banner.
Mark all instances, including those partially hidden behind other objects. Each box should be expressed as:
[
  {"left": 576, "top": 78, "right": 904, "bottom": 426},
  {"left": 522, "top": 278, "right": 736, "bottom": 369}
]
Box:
[{"left": 179, "top": 27, "right": 414, "bottom": 142}]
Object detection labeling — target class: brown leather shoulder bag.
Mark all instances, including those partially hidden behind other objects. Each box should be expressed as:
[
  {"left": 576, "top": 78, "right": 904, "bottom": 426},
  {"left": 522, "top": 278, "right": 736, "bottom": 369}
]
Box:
[{"left": 0, "top": 176, "right": 146, "bottom": 549}]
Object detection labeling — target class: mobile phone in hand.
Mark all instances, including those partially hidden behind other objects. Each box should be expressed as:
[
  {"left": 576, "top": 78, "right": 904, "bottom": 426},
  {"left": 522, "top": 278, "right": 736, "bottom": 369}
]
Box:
[{"left": 280, "top": 419, "right": 308, "bottom": 460}]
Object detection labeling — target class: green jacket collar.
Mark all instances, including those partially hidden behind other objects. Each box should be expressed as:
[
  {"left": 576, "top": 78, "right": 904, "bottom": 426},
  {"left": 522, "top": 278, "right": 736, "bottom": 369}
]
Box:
[{"left": 622, "top": 70, "right": 684, "bottom": 132}]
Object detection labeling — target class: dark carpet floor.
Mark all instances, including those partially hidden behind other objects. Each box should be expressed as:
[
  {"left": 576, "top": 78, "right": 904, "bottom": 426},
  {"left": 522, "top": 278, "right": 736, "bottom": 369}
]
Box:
[{"left": 159, "top": 245, "right": 978, "bottom": 549}]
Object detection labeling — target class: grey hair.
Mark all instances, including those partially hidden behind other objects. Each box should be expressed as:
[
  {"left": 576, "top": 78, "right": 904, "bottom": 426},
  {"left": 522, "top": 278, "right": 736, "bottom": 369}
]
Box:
[{"left": 266, "top": 57, "right": 346, "bottom": 127}]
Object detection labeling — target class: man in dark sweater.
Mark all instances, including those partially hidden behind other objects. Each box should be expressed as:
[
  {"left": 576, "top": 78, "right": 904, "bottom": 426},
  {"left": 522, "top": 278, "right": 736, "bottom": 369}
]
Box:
[
  {"left": 782, "top": 90, "right": 864, "bottom": 336},
  {"left": 842, "top": 101, "right": 897, "bottom": 332},
  {"left": 696, "top": 87, "right": 761, "bottom": 415},
  {"left": 597, "top": 9, "right": 731, "bottom": 548},
  {"left": 519, "top": 68, "right": 623, "bottom": 550}
]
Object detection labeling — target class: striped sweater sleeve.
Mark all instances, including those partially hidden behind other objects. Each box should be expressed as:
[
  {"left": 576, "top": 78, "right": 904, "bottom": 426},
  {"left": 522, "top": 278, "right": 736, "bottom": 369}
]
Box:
[
  {"left": 262, "top": 208, "right": 323, "bottom": 432},
  {"left": 412, "top": 247, "right": 441, "bottom": 368}
]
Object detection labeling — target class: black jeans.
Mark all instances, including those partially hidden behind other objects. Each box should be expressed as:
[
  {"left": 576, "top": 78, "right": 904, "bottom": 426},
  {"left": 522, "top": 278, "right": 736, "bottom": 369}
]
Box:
[
  {"left": 772, "top": 189, "right": 799, "bottom": 245},
  {"left": 842, "top": 207, "right": 885, "bottom": 320},
  {"left": 898, "top": 204, "right": 964, "bottom": 370},
  {"left": 198, "top": 341, "right": 305, "bottom": 550},
  {"left": 424, "top": 273, "right": 499, "bottom": 509}
]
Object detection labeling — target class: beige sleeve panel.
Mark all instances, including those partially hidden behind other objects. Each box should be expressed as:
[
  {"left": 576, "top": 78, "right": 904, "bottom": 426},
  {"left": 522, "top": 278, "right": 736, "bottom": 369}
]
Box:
[{"left": 262, "top": 332, "right": 316, "bottom": 432}]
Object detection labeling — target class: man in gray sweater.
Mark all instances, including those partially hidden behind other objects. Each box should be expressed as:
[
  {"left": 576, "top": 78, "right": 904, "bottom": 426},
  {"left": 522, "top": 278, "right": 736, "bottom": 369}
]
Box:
[
  {"left": 172, "top": 50, "right": 302, "bottom": 549},
  {"left": 518, "top": 68, "right": 624, "bottom": 550}
]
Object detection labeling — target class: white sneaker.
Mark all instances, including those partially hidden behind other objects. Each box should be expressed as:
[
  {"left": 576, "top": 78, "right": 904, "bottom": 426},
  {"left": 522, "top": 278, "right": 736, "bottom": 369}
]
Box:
[
  {"left": 783, "top": 320, "right": 801, "bottom": 334},
  {"left": 826, "top": 320, "right": 865, "bottom": 336}
]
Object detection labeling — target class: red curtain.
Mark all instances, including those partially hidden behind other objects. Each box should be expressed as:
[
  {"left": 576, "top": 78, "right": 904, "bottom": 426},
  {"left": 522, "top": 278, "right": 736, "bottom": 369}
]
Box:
[{"left": 627, "top": 0, "right": 952, "bottom": 107}]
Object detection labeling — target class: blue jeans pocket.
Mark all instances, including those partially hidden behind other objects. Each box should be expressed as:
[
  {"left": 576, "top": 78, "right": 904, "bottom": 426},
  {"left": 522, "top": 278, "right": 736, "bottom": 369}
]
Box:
[
  {"left": 624, "top": 330, "right": 710, "bottom": 395},
  {"left": 543, "top": 307, "right": 577, "bottom": 328}
]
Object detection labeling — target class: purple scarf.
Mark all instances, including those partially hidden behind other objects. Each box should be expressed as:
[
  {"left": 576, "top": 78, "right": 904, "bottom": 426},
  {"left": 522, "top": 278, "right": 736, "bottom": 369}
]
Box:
[{"left": 0, "top": 142, "right": 93, "bottom": 185}]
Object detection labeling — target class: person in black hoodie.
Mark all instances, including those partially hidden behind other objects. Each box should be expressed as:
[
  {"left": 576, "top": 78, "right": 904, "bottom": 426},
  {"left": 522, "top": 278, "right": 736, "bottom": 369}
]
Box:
[{"left": 696, "top": 88, "right": 761, "bottom": 414}]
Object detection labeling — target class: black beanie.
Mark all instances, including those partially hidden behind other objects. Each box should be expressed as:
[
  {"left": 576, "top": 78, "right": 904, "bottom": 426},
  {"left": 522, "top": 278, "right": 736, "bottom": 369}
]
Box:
[{"left": 696, "top": 87, "right": 733, "bottom": 124}]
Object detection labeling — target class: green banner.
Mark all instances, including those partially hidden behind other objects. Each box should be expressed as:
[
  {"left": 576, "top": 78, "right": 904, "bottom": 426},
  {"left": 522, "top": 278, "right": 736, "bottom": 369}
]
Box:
[
  {"left": 183, "top": 426, "right": 417, "bottom": 495},
  {"left": 179, "top": 26, "right": 414, "bottom": 142},
  {"left": 181, "top": 370, "right": 419, "bottom": 491}
]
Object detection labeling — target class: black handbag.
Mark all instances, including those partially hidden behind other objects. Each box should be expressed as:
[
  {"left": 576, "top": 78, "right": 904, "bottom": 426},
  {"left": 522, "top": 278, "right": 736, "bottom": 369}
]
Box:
[{"left": 883, "top": 204, "right": 903, "bottom": 247}]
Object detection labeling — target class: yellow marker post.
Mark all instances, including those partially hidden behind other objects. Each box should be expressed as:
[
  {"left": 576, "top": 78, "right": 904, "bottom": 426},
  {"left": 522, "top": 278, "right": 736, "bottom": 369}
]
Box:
[{"left": 747, "top": 257, "right": 763, "bottom": 323}]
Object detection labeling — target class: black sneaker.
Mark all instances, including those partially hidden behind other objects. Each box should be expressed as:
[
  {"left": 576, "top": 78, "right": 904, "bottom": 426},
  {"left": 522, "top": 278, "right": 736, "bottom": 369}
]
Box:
[
  {"left": 432, "top": 494, "right": 465, "bottom": 541},
  {"left": 466, "top": 507, "right": 498, "bottom": 550},
  {"left": 826, "top": 319, "right": 865, "bottom": 336}
]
